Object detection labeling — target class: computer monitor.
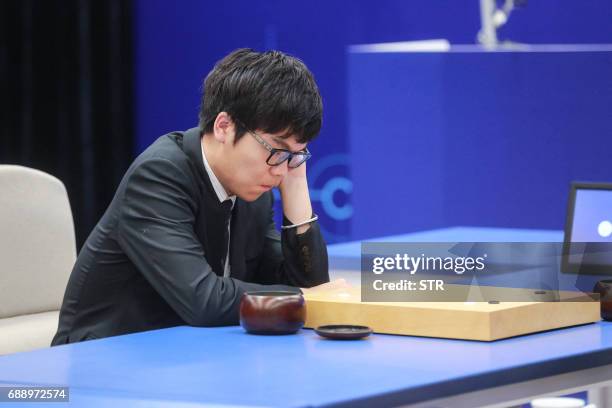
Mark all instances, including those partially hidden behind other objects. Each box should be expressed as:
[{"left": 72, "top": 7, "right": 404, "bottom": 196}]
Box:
[{"left": 562, "top": 182, "right": 612, "bottom": 274}]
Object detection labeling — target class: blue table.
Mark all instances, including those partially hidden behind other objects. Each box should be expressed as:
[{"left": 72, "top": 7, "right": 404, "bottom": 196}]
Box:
[
  {"left": 1, "top": 227, "right": 611, "bottom": 407},
  {"left": 1, "top": 323, "right": 612, "bottom": 407}
]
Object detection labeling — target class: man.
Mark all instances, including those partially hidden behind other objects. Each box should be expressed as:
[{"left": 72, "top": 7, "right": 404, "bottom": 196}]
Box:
[{"left": 52, "top": 48, "right": 343, "bottom": 344}]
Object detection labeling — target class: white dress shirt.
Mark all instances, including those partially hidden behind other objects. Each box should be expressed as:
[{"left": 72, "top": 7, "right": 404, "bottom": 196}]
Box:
[{"left": 201, "top": 142, "right": 236, "bottom": 277}]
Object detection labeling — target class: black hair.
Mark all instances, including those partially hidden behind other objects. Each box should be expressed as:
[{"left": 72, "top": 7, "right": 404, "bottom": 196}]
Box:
[{"left": 198, "top": 48, "right": 323, "bottom": 144}]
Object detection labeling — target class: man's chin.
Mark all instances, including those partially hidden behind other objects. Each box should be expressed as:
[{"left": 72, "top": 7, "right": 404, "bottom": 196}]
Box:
[{"left": 237, "top": 190, "right": 265, "bottom": 202}]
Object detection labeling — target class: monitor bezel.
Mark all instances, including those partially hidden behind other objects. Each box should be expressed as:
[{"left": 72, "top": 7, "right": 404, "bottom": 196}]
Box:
[{"left": 562, "top": 181, "right": 612, "bottom": 274}]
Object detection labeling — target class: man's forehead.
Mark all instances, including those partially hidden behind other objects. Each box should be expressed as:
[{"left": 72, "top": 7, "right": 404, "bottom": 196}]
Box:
[{"left": 267, "top": 132, "right": 307, "bottom": 151}]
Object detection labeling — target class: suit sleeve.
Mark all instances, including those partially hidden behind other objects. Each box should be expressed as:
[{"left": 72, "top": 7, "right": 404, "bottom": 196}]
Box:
[
  {"left": 116, "top": 157, "right": 299, "bottom": 327},
  {"left": 255, "top": 194, "right": 330, "bottom": 287}
]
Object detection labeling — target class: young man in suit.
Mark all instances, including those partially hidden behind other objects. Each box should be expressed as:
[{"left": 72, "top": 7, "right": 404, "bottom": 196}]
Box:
[{"left": 52, "top": 48, "right": 344, "bottom": 344}]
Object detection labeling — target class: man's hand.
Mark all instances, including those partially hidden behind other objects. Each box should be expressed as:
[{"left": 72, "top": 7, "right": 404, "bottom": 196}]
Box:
[
  {"left": 278, "top": 162, "right": 313, "bottom": 234},
  {"left": 301, "top": 279, "right": 350, "bottom": 295},
  {"left": 279, "top": 157, "right": 307, "bottom": 185}
]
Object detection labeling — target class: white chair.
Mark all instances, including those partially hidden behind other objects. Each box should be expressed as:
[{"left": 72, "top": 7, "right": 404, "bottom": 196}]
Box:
[{"left": 0, "top": 165, "right": 76, "bottom": 354}]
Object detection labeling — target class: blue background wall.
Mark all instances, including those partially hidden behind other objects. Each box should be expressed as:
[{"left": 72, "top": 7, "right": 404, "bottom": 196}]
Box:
[
  {"left": 348, "top": 49, "right": 612, "bottom": 239},
  {"left": 134, "top": 1, "right": 612, "bottom": 242}
]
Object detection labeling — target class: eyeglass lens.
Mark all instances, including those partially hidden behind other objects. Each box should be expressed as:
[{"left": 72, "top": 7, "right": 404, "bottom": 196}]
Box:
[{"left": 268, "top": 151, "right": 308, "bottom": 168}]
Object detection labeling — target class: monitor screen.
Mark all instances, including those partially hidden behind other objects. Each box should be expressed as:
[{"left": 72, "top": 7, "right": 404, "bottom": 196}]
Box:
[{"left": 563, "top": 183, "right": 612, "bottom": 274}]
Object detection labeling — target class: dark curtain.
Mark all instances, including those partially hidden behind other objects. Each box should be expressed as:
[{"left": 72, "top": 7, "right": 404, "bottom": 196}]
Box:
[{"left": 0, "top": 0, "right": 134, "bottom": 248}]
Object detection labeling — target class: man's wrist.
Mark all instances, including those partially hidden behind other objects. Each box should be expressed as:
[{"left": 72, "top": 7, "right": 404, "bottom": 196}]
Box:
[
  {"left": 281, "top": 214, "right": 318, "bottom": 230},
  {"left": 279, "top": 176, "right": 312, "bottom": 235}
]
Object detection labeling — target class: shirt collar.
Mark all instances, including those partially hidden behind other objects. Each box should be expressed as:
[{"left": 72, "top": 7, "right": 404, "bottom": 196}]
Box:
[{"left": 201, "top": 141, "right": 236, "bottom": 207}]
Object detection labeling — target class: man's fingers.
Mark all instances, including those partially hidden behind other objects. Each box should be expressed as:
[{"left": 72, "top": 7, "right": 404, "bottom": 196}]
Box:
[{"left": 327, "top": 278, "right": 349, "bottom": 289}]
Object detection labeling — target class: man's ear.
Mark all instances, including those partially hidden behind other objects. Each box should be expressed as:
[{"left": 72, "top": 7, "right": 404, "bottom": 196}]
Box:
[{"left": 213, "top": 112, "right": 235, "bottom": 144}]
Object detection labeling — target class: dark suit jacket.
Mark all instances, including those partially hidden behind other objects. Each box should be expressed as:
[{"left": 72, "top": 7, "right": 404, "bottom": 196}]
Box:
[{"left": 52, "top": 128, "right": 329, "bottom": 344}]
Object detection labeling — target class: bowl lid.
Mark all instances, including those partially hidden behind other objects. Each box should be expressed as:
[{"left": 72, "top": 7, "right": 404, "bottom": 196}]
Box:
[{"left": 315, "top": 325, "right": 373, "bottom": 340}]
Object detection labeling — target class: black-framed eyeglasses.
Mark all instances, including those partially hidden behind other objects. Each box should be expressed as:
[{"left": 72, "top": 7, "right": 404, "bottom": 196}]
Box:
[{"left": 246, "top": 129, "right": 311, "bottom": 168}]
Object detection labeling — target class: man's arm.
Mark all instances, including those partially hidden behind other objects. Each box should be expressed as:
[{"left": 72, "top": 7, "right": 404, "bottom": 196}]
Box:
[
  {"left": 278, "top": 162, "right": 313, "bottom": 235},
  {"left": 255, "top": 163, "right": 330, "bottom": 287},
  {"left": 116, "top": 157, "right": 300, "bottom": 327}
]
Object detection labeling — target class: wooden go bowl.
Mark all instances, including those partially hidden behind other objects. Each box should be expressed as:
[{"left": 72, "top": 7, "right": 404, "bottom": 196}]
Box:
[{"left": 239, "top": 291, "right": 306, "bottom": 334}]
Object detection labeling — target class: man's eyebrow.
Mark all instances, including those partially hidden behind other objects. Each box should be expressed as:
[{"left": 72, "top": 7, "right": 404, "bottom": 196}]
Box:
[{"left": 271, "top": 136, "right": 292, "bottom": 150}]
